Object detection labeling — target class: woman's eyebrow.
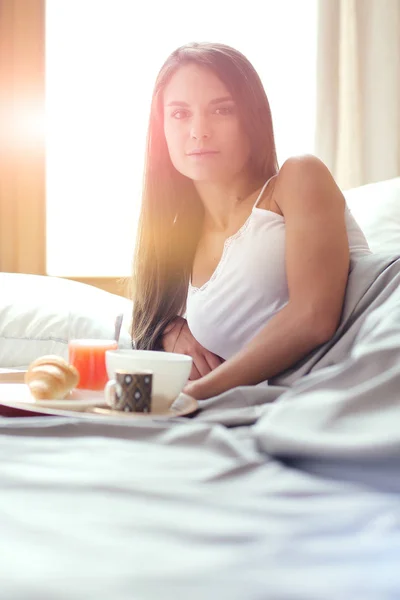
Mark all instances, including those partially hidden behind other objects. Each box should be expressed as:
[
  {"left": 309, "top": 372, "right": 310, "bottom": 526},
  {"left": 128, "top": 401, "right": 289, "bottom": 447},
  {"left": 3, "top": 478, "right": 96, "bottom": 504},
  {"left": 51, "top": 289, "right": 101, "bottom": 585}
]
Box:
[{"left": 166, "top": 96, "right": 234, "bottom": 107}]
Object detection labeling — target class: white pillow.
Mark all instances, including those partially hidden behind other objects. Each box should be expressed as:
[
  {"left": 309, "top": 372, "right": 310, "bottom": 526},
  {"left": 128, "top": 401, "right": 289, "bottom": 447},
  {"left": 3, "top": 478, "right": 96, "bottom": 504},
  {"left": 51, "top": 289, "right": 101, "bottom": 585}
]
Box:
[
  {"left": 0, "top": 273, "right": 133, "bottom": 368},
  {"left": 344, "top": 177, "right": 400, "bottom": 254}
]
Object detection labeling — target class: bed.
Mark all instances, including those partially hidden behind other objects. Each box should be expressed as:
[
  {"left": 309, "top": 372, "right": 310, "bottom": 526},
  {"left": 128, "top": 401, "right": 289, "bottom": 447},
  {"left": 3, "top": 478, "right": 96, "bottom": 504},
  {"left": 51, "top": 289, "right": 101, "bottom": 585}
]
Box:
[{"left": 1, "top": 178, "right": 400, "bottom": 599}]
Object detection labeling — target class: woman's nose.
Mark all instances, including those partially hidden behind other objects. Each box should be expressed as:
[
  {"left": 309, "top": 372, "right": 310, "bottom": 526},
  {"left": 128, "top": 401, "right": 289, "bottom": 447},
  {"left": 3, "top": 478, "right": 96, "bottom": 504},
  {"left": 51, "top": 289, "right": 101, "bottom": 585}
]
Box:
[{"left": 190, "top": 116, "right": 211, "bottom": 140}]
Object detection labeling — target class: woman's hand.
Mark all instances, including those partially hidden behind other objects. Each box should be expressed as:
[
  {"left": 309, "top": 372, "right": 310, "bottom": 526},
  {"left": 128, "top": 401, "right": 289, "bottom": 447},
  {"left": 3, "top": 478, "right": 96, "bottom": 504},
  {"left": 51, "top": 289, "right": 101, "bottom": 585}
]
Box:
[
  {"left": 183, "top": 378, "right": 212, "bottom": 400},
  {"left": 182, "top": 365, "right": 231, "bottom": 400},
  {"left": 161, "top": 317, "right": 224, "bottom": 380}
]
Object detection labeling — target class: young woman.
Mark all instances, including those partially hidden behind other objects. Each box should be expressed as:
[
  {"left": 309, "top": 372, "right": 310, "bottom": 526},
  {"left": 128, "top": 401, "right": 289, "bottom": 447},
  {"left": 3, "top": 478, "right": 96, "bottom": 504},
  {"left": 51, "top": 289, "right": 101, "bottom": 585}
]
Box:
[{"left": 130, "top": 42, "right": 371, "bottom": 400}]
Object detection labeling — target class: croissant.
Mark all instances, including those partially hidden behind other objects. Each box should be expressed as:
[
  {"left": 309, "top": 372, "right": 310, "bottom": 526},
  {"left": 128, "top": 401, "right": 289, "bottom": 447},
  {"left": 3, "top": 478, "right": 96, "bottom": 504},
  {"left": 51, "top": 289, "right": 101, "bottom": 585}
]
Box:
[{"left": 25, "top": 355, "right": 80, "bottom": 400}]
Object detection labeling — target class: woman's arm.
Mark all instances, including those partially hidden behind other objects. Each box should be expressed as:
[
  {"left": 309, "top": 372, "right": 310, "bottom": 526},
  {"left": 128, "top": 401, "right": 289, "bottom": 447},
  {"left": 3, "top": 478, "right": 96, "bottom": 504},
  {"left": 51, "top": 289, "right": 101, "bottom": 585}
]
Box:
[
  {"left": 184, "top": 155, "right": 350, "bottom": 400},
  {"left": 162, "top": 316, "right": 224, "bottom": 380}
]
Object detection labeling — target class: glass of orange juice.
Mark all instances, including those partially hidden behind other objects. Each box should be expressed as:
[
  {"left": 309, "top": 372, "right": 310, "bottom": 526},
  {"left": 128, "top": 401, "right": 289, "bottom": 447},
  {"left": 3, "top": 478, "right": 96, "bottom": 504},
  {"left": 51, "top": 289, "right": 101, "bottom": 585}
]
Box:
[{"left": 68, "top": 339, "right": 119, "bottom": 391}]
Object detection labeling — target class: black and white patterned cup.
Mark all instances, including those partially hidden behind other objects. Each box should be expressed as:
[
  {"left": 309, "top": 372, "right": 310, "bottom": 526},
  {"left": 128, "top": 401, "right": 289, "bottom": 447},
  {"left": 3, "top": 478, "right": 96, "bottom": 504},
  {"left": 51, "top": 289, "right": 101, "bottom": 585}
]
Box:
[{"left": 104, "top": 370, "right": 153, "bottom": 413}]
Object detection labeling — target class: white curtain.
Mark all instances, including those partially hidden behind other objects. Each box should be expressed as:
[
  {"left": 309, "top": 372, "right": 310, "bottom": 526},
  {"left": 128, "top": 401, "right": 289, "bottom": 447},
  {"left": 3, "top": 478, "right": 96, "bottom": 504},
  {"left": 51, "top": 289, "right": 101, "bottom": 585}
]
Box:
[{"left": 315, "top": 0, "right": 400, "bottom": 190}]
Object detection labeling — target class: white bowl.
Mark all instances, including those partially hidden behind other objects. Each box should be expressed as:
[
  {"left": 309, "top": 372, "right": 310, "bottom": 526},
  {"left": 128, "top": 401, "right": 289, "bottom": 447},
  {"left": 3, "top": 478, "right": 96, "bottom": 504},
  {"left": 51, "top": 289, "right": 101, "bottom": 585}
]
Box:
[{"left": 105, "top": 350, "right": 192, "bottom": 410}]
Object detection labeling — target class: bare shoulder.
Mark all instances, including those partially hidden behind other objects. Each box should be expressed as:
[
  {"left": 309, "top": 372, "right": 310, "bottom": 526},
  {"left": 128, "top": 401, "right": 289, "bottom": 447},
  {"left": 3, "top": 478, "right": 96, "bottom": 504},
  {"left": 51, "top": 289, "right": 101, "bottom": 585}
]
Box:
[
  {"left": 278, "top": 154, "right": 335, "bottom": 187},
  {"left": 274, "top": 154, "right": 344, "bottom": 214}
]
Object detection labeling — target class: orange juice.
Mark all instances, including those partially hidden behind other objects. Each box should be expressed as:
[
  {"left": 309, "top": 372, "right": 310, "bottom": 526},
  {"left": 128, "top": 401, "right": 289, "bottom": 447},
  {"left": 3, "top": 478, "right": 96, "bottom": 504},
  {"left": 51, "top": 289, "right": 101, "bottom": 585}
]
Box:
[{"left": 68, "top": 339, "right": 118, "bottom": 391}]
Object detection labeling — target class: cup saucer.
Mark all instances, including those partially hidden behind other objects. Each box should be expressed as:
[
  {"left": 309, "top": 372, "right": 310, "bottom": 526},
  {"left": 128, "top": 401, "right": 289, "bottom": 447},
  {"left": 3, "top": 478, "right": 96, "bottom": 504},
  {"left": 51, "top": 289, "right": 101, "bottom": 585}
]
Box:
[{"left": 0, "top": 384, "right": 198, "bottom": 419}]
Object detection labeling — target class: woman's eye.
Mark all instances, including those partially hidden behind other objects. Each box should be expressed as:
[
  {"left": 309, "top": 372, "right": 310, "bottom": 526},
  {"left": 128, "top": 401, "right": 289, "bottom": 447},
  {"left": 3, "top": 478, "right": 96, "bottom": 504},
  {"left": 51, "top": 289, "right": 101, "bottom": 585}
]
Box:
[
  {"left": 171, "top": 110, "right": 189, "bottom": 120},
  {"left": 215, "top": 106, "right": 234, "bottom": 116}
]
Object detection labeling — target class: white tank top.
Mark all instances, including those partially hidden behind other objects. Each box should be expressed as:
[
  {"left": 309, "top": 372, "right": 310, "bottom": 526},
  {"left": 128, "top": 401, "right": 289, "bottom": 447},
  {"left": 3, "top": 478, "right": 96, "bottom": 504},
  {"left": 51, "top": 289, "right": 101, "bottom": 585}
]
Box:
[{"left": 186, "top": 177, "right": 372, "bottom": 360}]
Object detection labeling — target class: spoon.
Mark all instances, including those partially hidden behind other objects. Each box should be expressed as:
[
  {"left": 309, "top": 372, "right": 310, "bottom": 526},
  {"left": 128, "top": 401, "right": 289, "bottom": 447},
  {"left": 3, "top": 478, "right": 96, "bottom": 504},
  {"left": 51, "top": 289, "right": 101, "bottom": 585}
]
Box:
[{"left": 114, "top": 314, "right": 123, "bottom": 344}]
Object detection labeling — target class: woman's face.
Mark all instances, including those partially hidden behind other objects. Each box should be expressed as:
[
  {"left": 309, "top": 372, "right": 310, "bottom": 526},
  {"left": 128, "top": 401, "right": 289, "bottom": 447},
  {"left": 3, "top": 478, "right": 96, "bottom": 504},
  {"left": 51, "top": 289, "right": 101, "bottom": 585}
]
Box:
[{"left": 163, "top": 64, "right": 251, "bottom": 183}]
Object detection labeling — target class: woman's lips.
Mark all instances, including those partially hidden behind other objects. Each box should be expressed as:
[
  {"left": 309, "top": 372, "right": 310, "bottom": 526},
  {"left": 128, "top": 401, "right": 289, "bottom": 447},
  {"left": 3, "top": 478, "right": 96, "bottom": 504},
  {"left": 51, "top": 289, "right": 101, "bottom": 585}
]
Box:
[{"left": 186, "top": 150, "right": 220, "bottom": 156}]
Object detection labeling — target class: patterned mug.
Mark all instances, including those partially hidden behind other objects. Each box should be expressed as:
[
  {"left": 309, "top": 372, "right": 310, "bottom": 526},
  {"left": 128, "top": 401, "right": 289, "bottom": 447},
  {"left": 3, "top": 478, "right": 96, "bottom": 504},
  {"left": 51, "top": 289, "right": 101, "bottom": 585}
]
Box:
[{"left": 104, "top": 370, "right": 153, "bottom": 413}]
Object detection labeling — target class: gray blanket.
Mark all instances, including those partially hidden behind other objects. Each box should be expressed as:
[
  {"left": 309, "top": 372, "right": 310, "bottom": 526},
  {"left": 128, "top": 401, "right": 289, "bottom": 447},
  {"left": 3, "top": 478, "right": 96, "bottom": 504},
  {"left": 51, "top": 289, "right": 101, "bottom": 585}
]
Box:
[{"left": 1, "top": 252, "right": 400, "bottom": 600}]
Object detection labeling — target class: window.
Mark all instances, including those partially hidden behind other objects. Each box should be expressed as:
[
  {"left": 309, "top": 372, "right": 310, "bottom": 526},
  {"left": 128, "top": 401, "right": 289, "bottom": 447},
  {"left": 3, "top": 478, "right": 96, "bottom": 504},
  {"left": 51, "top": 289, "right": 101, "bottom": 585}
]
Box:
[{"left": 46, "top": 0, "right": 317, "bottom": 277}]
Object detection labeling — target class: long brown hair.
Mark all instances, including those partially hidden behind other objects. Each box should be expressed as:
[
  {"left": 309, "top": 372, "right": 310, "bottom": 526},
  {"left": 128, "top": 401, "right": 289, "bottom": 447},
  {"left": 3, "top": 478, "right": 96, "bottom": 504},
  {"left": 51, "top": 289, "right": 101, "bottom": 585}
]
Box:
[{"left": 130, "top": 42, "right": 279, "bottom": 350}]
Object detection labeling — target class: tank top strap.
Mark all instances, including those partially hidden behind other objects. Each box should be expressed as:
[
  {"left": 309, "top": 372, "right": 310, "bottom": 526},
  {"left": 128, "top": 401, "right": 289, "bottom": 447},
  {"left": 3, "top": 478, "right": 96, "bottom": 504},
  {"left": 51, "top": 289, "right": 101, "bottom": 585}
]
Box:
[{"left": 252, "top": 174, "right": 277, "bottom": 210}]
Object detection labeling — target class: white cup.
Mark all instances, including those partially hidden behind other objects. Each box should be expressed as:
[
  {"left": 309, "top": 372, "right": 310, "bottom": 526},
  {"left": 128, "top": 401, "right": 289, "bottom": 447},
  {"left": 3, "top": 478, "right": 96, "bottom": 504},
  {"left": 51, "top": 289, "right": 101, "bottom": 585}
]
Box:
[{"left": 105, "top": 350, "right": 192, "bottom": 413}]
